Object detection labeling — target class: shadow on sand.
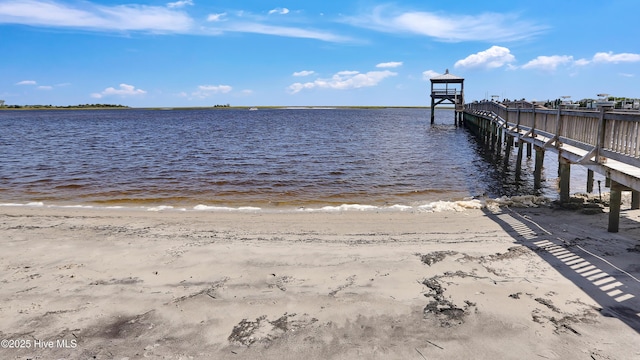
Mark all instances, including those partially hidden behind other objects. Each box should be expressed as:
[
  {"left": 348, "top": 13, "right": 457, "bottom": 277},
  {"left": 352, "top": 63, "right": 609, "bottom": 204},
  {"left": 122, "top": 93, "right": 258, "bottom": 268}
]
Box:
[{"left": 483, "top": 205, "right": 640, "bottom": 334}]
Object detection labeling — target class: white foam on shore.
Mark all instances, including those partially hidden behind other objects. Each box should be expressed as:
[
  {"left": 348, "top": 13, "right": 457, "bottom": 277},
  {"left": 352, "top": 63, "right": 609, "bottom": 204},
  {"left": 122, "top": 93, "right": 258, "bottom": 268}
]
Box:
[
  {"left": 301, "top": 204, "right": 379, "bottom": 212},
  {"left": 485, "top": 195, "right": 550, "bottom": 211},
  {"left": 0, "top": 195, "right": 551, "bottom": 213},
  {"left": 147, "top": 205, "right": 179, "bottom": 212},
  {"left": 193, "top": 205, "right": 262, "bottom": 211}
]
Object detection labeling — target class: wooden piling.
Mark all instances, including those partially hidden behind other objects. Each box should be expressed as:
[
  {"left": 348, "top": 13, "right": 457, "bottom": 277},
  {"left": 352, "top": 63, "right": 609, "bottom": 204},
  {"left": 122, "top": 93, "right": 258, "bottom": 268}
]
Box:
[
  {"left": 632, "top": 191, "right": 640, "bottom": 210},
  {"left": 586, "top": 170, "right": 594, "bottom": 193},
  {"left": 504, "top": 135, "right": 513, "bottom": 166},
  {"left": 515, "top": 140, "right": 524, "bottom": 179},
  {"left": 608, "top": 181, "right": 622, "bottom": 233},
  {"left": 534, "top": 146, "right": 544, "bottom": 189},
  {"left": 559, "top": 157, "right": 571, "bottom": 203}
]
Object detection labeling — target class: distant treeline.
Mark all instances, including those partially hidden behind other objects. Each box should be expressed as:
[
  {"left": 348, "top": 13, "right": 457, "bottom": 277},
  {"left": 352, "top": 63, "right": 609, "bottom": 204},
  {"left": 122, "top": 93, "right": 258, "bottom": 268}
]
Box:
[{"left": 1, "top": 104, "right": 129, "bottom": 109}]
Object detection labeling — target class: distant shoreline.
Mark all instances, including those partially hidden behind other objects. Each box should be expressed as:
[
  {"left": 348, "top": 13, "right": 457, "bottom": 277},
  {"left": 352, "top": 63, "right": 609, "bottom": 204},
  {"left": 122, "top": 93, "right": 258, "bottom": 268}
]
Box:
[{"left": 0, "top": 105, "right": 444, "bottom": 111}]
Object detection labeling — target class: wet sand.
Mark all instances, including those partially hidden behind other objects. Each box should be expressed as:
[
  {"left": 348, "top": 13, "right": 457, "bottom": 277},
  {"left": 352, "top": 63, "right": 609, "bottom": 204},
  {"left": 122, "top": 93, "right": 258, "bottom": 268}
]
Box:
[{"left": 1, "top": 204, "right": 640, "bottom": 359}]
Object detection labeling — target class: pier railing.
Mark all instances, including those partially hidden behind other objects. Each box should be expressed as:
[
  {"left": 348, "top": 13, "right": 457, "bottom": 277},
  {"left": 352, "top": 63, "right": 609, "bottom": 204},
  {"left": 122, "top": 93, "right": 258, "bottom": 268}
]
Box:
[
  {"left": 465, "top": 101, "right": 640, "bottom": 168},
  {"left": 431, "top": 89, "right": 461, "bottom": 96},
  {"left": 464, "top": 100, "right": 640, "bottom": 232}
]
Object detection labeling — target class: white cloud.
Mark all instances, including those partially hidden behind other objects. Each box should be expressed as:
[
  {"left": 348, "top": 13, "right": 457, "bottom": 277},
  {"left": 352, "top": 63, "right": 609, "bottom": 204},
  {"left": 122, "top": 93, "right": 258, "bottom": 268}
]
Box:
[
  {"left": 37, "top": 85, "right": 52, "bottom": 90},
  {"left": 288, "top": 70, "right": 397, "bottom": 94},
  {"left": 16, "top": 80, "right": 36, "bottom": 85},
  {"left": 454, "top": 46, "right": 515, "bottom": 69},
  {"left": 191, "top": 84, "right": 232, "bottom": 98},
  {"left": 241, "top": 89, "right": 253, "bottom": 95},
  {"left": 521, "top": 55, "right": 573, "bottom": 71},
  {"left": 218, "top": 22, "right": 353, "bottom": 43},
  {"left": 336, "top": 70, "right": 359, "bottom": 76},
  {"left": 0, "top": 1, "right": 352, "bottom": 42},
  {"left": 91, "top": 83, "right": 146, "bottom": 98},
  {"left": 268, "top": 8, "right": 290, "bottom": 15},
  {"left": 293, "top": 70, "right": 315, "bottom": 77},
  {"left": 344, "top": 6, "right": 547, "bottom": 42},
  {"left": 422, "top": 70, "right": 440, "bottom": 80},
  {"left": 198, "top": 85, "right": 232, "bottom": 93},
  {"left": 574, "top": 58, "right": 590, "bottom": 66},
  {"left": 207, "top": 13, "right": 226, "bottom": 22},
  {"left": 0, "top": 0, "right": 193, "bottom": 33},
  {"left": 619, "top": 73, "right": 635, "bottom": 78},
  {"left": 376, "top": 62, "right": 403, "bottom": 68},
  {"left": 593, "top": 51, "right": 640, "bottom": 63},
  {"left": 167, "top": 0, "right": 193, "bottom": 8}
]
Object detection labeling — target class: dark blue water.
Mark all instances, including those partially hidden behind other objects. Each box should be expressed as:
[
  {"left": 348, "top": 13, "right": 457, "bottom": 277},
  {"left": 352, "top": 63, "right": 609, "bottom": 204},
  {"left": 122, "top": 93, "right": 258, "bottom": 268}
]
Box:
[{"left": 0, "top": 108, "right": 595, "bottom": 209}]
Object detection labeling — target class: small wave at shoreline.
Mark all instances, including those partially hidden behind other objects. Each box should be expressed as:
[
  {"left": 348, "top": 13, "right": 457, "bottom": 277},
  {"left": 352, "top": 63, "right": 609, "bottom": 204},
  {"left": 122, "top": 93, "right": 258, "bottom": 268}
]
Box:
[{"left": 0, "top": 195, "right": 551, "bottom": 213}]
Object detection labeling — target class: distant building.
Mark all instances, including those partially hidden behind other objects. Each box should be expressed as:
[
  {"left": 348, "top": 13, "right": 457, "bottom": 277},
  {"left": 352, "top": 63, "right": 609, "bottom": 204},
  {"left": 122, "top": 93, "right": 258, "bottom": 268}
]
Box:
[{"left": 0, "top": 100, "right": 4, "bottom": 107}]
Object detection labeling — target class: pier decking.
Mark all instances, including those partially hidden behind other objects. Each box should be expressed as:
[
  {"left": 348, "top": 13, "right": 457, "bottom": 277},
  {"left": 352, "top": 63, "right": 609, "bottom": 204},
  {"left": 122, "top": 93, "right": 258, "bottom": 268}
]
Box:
[{"left": 464, "top": 101, "right": 640, "bottom": 232}]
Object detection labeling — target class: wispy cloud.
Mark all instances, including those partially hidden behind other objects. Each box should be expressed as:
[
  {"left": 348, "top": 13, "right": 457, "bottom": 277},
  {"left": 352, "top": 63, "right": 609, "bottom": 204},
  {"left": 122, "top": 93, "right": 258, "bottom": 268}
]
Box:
[
  {"left": 422, "top": 70, "right": 440, "bottom": 80},
  {"left": 521, "top": 55, "right": 573, "bottom": 71},
  {"left": 592, "top": 51, "right": 640, "bottom": 64},
  {"left": 574, "top": 58, "right": 590, "bottom": 66},
  {"left": 207, "top": 13, "right": 227, "bottom": 22},
  {"left": 91, "top": 84, "right": 146, "bottom": 98},
  {"left": 166, "top": 0, "right": 193, "bottom": 9},
  {"left": 198, "top": 85, "right": 232, "bottom": 93},
  {"left": 268, "top": 7, "right": 290, "bottom": 15},
  {"left": 293, "top": 70, "right": 315, "bottom": 77},
  {"left": 0, "top": 0, "right": 355, "bottom": 43},
  {"left": 214, "top": 22, "right": 353, "bottom": 42},
  {"left": 191, "top": 84, "right": 232, "bottom": 98},
  {"left": 526, "top": 51, "right": 640, "bottom": 68},
  {"left": 16, "top": 80, "right": 69, "bottom": 89},
  {"left": 376, "top": 61, "right": 403, "bottom": 68},
  {"left": 343, "top": 5, "right": 547, "bottom": 42},
  {"left": 0, "top": 0, "right": 194, "bottom": 33},
  {"left": 454, "top": 46, "right": 516, "bottom": 69},
  {"left": 288, "top": 69, "right": 397, "bottom": 94}
]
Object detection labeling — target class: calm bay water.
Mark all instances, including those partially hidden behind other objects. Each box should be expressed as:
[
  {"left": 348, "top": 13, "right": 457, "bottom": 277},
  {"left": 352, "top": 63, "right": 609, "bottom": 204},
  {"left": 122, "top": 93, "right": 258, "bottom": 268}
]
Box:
[{"left": 0, "top": 108, "right": 599, "bottom": 210}]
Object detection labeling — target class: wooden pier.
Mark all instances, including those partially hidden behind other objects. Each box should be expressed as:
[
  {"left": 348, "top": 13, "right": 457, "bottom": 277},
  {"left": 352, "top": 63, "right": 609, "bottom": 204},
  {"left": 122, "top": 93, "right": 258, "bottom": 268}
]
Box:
[{"left": 464, "top": 100, "right": 640, "bottom": 232}]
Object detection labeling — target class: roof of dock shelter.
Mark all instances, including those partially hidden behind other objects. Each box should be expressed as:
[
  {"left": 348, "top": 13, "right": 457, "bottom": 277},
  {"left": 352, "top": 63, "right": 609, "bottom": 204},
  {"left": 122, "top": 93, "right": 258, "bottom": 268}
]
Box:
[{"left": 430, "top": 69, "right": 464, "bottom": 83}]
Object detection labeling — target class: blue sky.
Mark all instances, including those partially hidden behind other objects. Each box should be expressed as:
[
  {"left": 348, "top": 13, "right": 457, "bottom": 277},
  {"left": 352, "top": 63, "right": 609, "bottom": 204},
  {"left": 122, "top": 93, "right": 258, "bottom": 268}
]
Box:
[{"left": 1, "top": 0, "right": 639, "bottom": 107}]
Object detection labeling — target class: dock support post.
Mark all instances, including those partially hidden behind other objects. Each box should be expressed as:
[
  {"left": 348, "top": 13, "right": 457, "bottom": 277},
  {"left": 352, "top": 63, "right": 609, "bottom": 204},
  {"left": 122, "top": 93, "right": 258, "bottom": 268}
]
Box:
[
  {"left": 608, "top": 181, "right": 622, "bottom": 233},
  {"left": 559, "top": 157, "right": 571, "bottom": 203},
  {"left": 491, "top": 123, "right": 500, "bottom": 153},
  {"left": 526, "top": 143, "right": 532, "bottom": 158},
  {"left": 515, "top": 140, "right": 524, "bottom": 179},
  {"left": 534, "top": 146, "right": 544, "bottom": 189},
  {"left": 632, "top": 191, "right": 640, "bottom": 210},
  {"left": 586, "top": 170, "right": 594, "bottom": 193},
  {"left": 430, "top": 98, "right": 435, "bottom": 124},
  {"left": 504, "top": 135, "right": 512, "bottom": 167}
]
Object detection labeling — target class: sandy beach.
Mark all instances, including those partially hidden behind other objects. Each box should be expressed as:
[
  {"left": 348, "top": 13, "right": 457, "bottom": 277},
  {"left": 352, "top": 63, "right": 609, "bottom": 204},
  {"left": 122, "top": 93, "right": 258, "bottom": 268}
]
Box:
[{"left": 1, "top": 204, "right": 640, "bottom": 359}]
